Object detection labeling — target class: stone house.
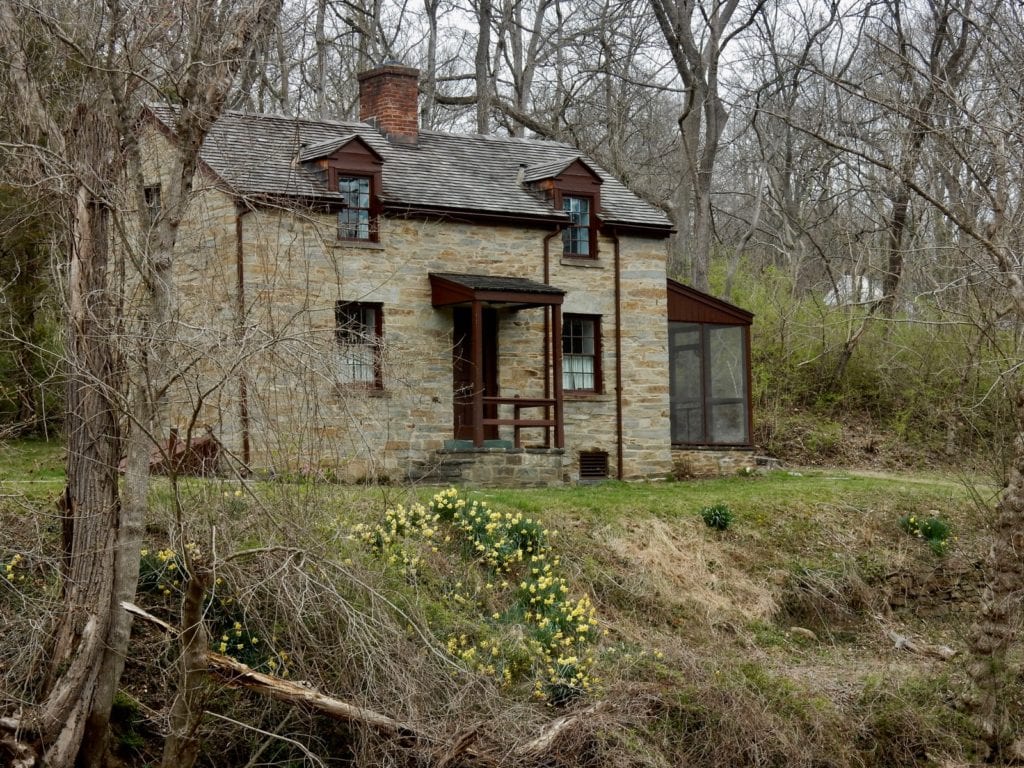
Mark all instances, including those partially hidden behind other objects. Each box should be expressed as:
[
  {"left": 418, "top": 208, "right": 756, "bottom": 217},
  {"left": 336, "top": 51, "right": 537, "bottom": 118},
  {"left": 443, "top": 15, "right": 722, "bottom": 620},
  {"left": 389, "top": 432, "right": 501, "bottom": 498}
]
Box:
[{"left": 141, "top": 64, "right": 754, "bottom": 485}]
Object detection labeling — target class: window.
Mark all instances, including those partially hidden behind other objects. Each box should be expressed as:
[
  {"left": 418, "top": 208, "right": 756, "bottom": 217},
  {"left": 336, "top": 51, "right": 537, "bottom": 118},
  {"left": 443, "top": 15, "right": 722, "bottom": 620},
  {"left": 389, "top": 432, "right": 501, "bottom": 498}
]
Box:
[
  {"left": 335, "top": 301, "right": 383, "bottom": 387},
  {"left": 143, "top": 185, "right": 161, "bottom": 220},
  {"left": 669, "top": 322, "right": 750, "bottom": 445},
  {"left": 562, "top": 315, "right": 601, "bottom": 392},
  {"left": 337, "top": 176, "right": 373, "bottom": 240},
  {"left": 562, "top": 196, "right": 593, "bottom": 257}
]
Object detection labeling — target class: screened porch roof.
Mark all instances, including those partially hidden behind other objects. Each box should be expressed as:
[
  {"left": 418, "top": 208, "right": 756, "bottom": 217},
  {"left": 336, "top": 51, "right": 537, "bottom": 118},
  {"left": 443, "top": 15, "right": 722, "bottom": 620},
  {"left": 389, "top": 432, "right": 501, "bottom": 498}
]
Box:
[{"left": 667, "top": 279, "right": 754, "bottom": 325}]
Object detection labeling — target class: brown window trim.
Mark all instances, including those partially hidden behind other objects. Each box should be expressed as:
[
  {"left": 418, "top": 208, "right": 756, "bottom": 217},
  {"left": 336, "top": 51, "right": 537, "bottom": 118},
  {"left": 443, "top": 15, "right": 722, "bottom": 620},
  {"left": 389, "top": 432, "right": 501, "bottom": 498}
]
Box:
[
  {"left": 560, "top": 194, "right": 597, "bottom": 259},
  {"left": 331, "top": 171, "right": 381, "bottom": 242},
  {"left": 562, "top": 314, "right": 602, "bottom": 394},
  {"left": 335, "top": 301, "right": 384, "bottom": 389}
]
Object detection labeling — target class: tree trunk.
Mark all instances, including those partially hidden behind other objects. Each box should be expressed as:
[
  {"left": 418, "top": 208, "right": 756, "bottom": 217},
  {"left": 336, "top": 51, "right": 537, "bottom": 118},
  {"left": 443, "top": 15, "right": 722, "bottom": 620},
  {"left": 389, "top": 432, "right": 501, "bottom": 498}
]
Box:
[
  {"left": 969, "top": 386, "right": 1024, "bottom": 758},
  {"left": 475, "top": 0, "right": 493, "bottom": 134},
  {"left": 162, "top": 562, "right": 212, "bottom": 768},
  {"left": 33, "top": 127, "right": 126, "bottom": 767}
]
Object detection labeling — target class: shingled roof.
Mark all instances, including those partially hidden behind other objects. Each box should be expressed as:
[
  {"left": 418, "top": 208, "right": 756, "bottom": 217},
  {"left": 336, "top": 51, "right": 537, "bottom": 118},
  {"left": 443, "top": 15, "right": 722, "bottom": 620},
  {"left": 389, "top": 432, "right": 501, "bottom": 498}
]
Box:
[{"left": 146, "top": 105, "right": 672, "bottom": 232}]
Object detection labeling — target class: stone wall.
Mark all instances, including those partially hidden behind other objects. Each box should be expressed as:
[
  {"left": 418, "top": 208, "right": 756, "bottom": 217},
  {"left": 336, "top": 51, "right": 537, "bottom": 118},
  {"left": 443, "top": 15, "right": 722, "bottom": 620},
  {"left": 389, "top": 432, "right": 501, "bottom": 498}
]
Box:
[
  {"left": 145, "top": 128, "right": 675, "bottom": 483},
  {"left": 672, "top": 448, "right": 757, "bottom": 478},
  {"left": 413, "top": 447, "right": 568, "bottom": 487}
]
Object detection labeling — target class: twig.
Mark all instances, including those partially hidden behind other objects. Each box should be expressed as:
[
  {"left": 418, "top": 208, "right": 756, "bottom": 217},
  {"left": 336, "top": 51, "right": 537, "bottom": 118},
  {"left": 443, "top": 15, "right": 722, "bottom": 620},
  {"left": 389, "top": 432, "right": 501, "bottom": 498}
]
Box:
[{"left": 204, "top": 711, "right": 325, "bottom": 768}]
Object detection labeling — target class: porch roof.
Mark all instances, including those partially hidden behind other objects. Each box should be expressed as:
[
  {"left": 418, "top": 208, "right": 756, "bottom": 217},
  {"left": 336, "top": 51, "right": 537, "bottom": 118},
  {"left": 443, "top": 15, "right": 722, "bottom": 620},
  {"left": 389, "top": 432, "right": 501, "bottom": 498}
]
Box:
[{"left": 429, "top": 272, "right": 565, "bottom": 308}]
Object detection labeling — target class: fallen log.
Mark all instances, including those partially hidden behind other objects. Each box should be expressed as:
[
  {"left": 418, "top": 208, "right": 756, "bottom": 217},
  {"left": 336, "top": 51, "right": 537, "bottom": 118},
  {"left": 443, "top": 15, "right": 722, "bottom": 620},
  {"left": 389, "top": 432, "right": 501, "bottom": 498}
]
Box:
[{"left": 122, "top": 601, "right": 604, "bottom": 764}]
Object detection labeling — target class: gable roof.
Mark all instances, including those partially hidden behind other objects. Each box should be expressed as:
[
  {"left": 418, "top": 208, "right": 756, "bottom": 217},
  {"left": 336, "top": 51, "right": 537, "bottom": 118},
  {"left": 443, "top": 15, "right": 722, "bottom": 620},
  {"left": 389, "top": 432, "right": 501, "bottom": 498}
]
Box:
[
  {"left": 146, "top": 105, "right": 671, "bottom": 233},
  {"left": 667, "top": 279, "right": 754, "bottom": 325},
  {"left": 521, "top": 156, "right": 600, "bottom": 184},
  {"left": 297, "top": 135, "right": 382, "bottom": 163}
]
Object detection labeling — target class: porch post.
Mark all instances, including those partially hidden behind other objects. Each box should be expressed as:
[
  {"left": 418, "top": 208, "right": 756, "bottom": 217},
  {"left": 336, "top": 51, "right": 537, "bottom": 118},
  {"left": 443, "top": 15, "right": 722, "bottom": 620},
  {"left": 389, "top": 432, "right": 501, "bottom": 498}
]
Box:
[
  {"left": 471, "top": 299, "right": 485, "bottom": 448},
  {"left": 551, "top": 304, "right": 565, "bottom": 449}
]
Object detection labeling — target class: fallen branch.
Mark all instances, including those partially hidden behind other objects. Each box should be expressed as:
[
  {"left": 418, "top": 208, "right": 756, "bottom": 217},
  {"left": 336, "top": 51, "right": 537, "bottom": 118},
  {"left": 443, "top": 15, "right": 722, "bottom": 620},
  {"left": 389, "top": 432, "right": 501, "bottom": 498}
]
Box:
[
  {"left": 205, "top": 653, "right": 423, "bottom": 739},
  {"left": 516, "top": 701, "right": 608, "bottom": 758},
  {"left": 122, "top": 600, "right": 605, "bottom": 764},
  {"left": 121, "top": 601, "right": 176, "bottom": 634},
  {"left": 123, "top": 601, "right": 425, "bottom": 740},
  {"left": 888, "top": 630, "right": 957, "bottom": 660}
]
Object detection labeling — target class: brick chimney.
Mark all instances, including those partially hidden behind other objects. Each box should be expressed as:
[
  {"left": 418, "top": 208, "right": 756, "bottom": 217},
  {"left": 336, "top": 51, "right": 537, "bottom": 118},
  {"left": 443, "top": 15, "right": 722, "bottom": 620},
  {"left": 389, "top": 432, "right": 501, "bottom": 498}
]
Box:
[{"left": 358, "top": 64, "right": 420, "bottom": 144}]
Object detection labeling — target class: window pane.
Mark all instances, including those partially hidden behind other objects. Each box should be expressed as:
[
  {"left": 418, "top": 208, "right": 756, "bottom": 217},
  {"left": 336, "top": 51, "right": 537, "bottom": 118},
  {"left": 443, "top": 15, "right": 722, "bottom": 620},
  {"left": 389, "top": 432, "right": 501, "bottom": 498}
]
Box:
[
  {"left": 562, "top": 196, "right": 591, "bottom": 256},
  {"left": 710, "top": 402, "right": 747, "bottom": 444},
  {"left": 708, "top": 326, "right": 745, "bottom": 400},
  {"left": 563, "top": 354, "right": 594, "bottom": 390},
  {"left": 339, "top": 344, "right": 375, "bottom": 384},
  {"left": 669, "top": 323, "right": 704, "bottom": 443}
]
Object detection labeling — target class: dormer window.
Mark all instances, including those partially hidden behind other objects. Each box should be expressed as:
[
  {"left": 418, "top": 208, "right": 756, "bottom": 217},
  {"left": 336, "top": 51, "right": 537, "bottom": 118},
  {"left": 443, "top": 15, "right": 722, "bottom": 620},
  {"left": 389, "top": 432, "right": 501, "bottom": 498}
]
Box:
[
  {"left": 562, "top": 196, "right": 593, "bottom": 257},
  {"left": 522, "top": 157, "right": 603, "bottom": 261},
  {"left": 338, "top": 176, "right": 373, "bottom": 240},
  {"left": 298, "top": 134, "right": 383, "bottom": 244}
]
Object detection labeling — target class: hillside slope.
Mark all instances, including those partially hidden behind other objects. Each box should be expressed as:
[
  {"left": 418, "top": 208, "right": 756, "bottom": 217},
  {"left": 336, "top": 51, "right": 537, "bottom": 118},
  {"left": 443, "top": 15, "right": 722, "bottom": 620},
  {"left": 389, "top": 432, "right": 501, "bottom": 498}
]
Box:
[{"left": 0, "top": 440, "right": 1009, "bottom": 766}]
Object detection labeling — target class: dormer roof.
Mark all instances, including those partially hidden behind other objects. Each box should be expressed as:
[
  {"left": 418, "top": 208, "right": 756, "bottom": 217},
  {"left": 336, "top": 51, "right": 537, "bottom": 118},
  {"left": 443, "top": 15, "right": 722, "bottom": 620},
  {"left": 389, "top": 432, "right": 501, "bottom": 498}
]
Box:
[
  {"left": 297, "top": 134, "right": 383, "bottom": 163},
  {"left": 521, "top": 156, "right": 602, "bottom": 185}
]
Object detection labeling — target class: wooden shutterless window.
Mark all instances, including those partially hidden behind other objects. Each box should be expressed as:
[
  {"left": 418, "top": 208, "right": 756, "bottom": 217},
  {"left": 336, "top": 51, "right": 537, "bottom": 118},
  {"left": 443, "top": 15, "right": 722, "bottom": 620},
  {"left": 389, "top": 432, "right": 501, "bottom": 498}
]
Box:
[
  {"left": 561, "top": 195, "right": 595, "bottom": 257},
  {"left": 562, "top": 315, "right": 601, "bottom": 393},
  {"left": 335, "top": 301, "right": 383, "bottom": 388},
  {"left": 337, "top": 176, "right": 374, "bottom": 240}
]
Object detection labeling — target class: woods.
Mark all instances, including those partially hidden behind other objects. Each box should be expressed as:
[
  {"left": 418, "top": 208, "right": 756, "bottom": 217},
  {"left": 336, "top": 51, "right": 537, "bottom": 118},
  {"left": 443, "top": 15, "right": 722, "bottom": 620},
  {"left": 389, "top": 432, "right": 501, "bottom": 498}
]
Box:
[{"left": 1, "top": 0, "right": 1023, "bottom": 765}]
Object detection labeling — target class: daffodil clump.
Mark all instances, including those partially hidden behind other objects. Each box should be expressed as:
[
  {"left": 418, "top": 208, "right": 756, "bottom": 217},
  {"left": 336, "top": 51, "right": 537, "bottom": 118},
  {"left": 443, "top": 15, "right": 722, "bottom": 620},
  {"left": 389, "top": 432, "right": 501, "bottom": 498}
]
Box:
[
  {"left": 4, "top": 552, "right": 26, "bottom": 584},
  {"left": 352, "top": 502, "right": 440, "bottom": 577},
  {"left": 357, "top": 487, "right": 600, "bottom": 704},
  {"left": 137, "top": 543, "right": 289, "bottom": 674},
  {"left": 211, "top": 618, "right": 291, "bottom": 675},
  {"left": 138, "top": 546, "right": 185, "bottom": 598},
  {"left": 899, "top": 513, "right": 952, "bottom": 555},
  {"left": 220, "top": 487, "right": 249, "bottom": 518}
]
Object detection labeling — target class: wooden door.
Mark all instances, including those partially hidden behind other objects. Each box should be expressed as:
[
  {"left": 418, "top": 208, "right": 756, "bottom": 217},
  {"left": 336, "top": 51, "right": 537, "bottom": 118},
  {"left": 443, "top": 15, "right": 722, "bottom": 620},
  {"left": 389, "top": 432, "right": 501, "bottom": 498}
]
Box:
[{"left": 453, "top": 307, "right": 499, "bottom": 440}]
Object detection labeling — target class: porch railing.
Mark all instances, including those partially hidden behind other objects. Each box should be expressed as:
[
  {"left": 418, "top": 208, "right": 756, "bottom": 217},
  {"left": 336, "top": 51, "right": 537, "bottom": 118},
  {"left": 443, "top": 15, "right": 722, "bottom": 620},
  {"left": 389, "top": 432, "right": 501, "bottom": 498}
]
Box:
[{"left": 480, "top": 395, "right": 562, "bottom": 449}]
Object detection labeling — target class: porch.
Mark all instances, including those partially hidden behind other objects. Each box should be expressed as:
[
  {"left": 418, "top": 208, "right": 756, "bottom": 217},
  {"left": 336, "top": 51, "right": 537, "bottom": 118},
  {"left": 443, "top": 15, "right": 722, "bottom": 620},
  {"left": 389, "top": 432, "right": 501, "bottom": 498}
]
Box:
[{"left": 429, "top": 272, "right": 567, "bottom": 451}]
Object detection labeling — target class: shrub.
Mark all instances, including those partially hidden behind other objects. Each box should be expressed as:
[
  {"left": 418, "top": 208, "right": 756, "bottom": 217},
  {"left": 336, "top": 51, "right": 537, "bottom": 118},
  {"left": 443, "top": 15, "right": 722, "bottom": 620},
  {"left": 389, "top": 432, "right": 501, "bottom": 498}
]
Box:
[
  {"left": 899, "top": 514, "right": 951, "bottom": 555},
  {"left": 137, "top": 544, "right": 290, "bottom": 674},
  {"left": 700, "top": 504, "right": 734, "bottom": 531}
]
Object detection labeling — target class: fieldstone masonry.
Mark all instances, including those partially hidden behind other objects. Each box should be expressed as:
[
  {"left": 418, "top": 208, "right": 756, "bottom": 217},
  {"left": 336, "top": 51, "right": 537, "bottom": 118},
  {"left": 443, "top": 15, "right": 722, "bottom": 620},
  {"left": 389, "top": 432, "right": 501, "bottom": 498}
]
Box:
[{"left": 143, "top": 128, "right": 677, "bottom": 485}]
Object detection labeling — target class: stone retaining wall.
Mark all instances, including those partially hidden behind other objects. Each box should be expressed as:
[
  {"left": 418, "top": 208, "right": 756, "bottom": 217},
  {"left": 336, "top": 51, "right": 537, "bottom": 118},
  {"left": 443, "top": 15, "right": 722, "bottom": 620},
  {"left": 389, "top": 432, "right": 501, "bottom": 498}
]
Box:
[
  {"left": 411, "top": 447, "right": 568, "bottom": 487},
  {"left": 672, "top": 448, "right": 757, "bottom": 478}
]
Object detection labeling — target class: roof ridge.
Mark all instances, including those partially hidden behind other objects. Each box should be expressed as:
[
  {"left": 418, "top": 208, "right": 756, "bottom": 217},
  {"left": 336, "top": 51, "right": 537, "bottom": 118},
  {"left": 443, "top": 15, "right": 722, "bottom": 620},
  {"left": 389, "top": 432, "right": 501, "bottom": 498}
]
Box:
[{"left": 146, "top": 102, "right": 369, "bottom": 131}]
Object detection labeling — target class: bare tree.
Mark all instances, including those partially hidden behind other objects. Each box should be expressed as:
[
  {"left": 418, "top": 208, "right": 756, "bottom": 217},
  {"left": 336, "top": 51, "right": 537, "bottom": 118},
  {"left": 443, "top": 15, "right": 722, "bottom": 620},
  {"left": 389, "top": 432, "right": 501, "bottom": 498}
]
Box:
[
  {"left": 649, "top": 0, "right": 767, "bottom": 291},
  {"left": 0, "top": 0, "right": 280, "bottom": 764}
]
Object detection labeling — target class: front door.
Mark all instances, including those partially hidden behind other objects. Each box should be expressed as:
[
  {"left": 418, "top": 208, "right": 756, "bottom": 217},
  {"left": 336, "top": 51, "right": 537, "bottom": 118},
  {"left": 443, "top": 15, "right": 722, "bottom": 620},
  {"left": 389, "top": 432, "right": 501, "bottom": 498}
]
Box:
[{"left": 453, "top": 307, "right": 499, "bottom": 440}]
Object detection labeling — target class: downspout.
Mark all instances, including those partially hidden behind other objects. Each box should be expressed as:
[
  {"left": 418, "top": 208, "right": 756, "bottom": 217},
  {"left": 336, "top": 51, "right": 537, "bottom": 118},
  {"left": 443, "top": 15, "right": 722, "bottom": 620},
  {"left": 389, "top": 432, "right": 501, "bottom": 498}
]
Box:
[
  {"left": 235, "top": 202, "right": 251, "bottom": 469},
  {"left": 542, "top": 227, "right": 561, "bottom": 447},
  {"left": 610, "top": 229, "right": 624, "bottom": 480}
]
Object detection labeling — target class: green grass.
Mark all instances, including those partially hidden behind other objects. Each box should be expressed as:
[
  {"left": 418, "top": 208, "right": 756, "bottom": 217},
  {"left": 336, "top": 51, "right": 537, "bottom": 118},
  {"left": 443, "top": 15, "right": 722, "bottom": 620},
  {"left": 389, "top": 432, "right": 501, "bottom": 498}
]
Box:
[
  {"left": 0, "top": 437, "right": 63, "bottom": 479},
  {"left": 0, "top": 438, "right": 64, "bottom": 501},
  {"left": 0, "top": 438, "right": 1000, "bottom": 766}
]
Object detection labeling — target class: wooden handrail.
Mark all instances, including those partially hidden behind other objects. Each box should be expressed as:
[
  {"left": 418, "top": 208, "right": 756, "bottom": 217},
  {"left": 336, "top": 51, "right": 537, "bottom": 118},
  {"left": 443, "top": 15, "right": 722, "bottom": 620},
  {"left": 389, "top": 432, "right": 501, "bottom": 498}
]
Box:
[{"left": 474, "top": 395, "right": 559, "bottom": 448}]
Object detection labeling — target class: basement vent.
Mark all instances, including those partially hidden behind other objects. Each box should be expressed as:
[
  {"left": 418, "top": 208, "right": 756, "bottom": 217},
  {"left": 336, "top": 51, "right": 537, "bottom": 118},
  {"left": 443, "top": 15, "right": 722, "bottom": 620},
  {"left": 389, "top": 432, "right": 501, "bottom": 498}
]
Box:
[{"left": 579, "top": 451, "right": 610, "bottom": 480}]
